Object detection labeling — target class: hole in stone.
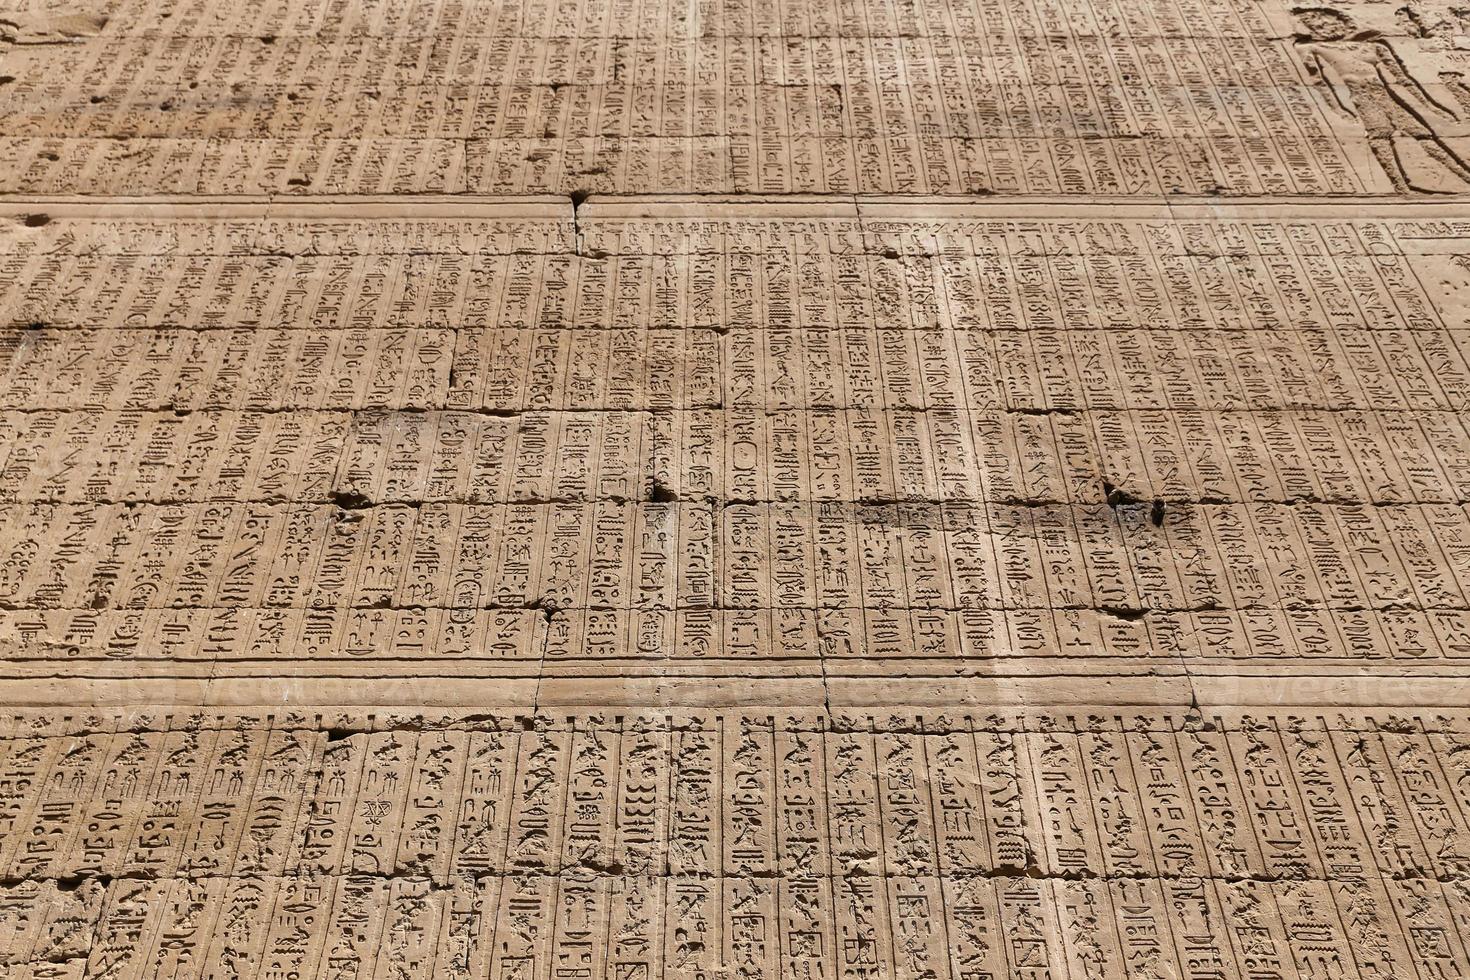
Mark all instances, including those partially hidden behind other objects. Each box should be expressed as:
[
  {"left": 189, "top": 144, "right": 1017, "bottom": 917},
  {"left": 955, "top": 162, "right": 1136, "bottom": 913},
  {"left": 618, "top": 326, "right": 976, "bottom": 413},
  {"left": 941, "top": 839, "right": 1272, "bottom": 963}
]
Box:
[
  {"left": 1101, "top": 479, "right": 1140, "bottom": 508},
  {"left": 329, "top": 489, "right": 372, "bottom": 510}
]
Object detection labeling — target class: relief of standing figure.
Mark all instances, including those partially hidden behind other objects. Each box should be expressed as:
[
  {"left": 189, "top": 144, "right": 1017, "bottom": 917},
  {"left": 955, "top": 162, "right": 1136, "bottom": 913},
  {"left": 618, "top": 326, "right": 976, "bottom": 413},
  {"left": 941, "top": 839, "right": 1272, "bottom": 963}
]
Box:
[{"left": 1295, "top": 5, "right": 1470, "bottom": 190}]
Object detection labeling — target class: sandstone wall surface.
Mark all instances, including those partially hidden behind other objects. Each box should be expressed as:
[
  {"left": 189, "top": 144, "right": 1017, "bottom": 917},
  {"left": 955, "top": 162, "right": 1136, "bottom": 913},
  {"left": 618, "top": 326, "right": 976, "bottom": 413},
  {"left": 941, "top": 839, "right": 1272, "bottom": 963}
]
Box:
[{"left": 4, "top": 0, "right": 1470, "bottom": 973}]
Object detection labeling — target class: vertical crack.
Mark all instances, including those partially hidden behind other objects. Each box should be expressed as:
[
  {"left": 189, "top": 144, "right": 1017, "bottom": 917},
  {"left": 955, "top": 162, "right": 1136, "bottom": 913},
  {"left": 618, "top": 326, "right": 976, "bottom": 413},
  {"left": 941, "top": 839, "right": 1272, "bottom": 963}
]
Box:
[
  {"left": 815, "top": 612, "right": 834, "bottom": 716},
  {"left": 532, "top": 610, "right": 551, "bottom": 716}
]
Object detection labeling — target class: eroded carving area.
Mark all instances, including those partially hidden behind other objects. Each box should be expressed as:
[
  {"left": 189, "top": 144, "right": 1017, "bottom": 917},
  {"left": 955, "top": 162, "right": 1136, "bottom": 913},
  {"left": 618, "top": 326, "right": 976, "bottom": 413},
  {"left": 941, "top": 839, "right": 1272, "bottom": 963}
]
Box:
[
  {"left": 0, "top": 0, "right": 1398, "bottom": 196},
  {"left": 3, "top": 709, "right": 1470, "bottom": 978},
  {"left": 4, "top": 204, "right": 1470, "bottom": 710}
]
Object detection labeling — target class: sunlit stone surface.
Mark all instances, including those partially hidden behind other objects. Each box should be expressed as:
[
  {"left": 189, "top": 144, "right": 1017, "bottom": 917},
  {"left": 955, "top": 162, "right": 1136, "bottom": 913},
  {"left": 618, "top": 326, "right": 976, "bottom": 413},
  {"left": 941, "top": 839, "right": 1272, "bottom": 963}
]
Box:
[{"left": 3, "top": 0, "right": 1470, "bottom": 974}]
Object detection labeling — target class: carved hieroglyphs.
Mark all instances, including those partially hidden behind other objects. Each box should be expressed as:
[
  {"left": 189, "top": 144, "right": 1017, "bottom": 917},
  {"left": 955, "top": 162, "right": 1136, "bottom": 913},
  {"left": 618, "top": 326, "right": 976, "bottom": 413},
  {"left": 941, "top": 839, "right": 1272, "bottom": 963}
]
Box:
[
  {"left": 4, "top": 204, "right": 1470, "bottom": 709},
  {"left": 4, "top": 0, "right": 1470, "bottom": 972},
  {"left": 5, "top": 709, "right": 1470, "bottom": 979}
]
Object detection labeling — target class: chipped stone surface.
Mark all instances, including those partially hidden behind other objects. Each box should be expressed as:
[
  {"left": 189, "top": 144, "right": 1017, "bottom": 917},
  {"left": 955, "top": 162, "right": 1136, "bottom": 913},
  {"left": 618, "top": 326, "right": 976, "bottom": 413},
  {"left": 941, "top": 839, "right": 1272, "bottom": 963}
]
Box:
[{"left": 5, "top": 0, "right": 1470, "bottom": 971}]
